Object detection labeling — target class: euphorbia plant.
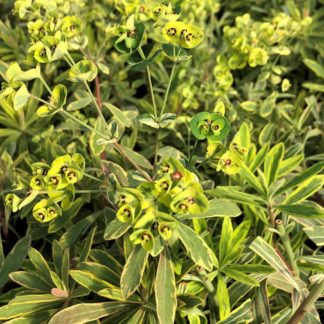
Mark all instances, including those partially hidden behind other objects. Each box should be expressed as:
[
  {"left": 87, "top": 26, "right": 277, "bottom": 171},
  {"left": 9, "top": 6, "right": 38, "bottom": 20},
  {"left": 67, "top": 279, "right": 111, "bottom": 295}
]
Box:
[{"left": 0, "top": 1, "right": 324, "bottom": 324}]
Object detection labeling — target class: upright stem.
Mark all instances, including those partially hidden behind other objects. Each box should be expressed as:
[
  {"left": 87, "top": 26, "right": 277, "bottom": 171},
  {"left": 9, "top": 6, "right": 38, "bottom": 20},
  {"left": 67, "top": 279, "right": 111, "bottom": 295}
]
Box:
[
  {"left": 83, "top": 81, "right": 108, "bottom": 129},
  {"left": 267, "top": 204, "right": 275, "bottom": 225},
  {"left": 138, "top": 47, "right": 157, "bottom": 119},
  {"left": 160, "top": 61, "right": 177, "bottom": 116},
  {"left": 276, "top": 219, "right": 299, "bottom": 277},
  {"left": 288, "top": 279, "right": 324, "bottom": 324},
  {"left": 197, "top": 267, "right": 218, "bottom": 324}
]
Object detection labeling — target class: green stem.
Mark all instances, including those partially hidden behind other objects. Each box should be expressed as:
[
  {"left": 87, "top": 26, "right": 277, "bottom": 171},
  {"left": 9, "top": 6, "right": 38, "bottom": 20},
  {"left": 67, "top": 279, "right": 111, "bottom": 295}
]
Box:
[
  {"left": 153, "top": 129, "right": 159, "bottom": 178},
  {"left": 39, "top": 75, "right": 52, "bottom": 95},
  {"left": 83, "top": 172, "right": 102, "bottom": 182},
  {"left": 287, "top": 279, "right": 324, "bottom": 324},
  {"left": 60, "top": 110, "right": 111, "bottom": 141},
  {"left": 83, "top": 81, "right": 108, "bottom": 129},
  {"left": 276, "top": 219, "right": 299, "bottom": 276},
  {"left": 188, "top": 139, "right": 199, "bottom": 167},
  {"left": 160, "top": 61, "right": 177, "bottom": 116},
  {"left": 197, "top": 267, "right": 218, "bottom": 323},
  {"left": 114, "top": 142, "right": 152, "bottom": 182},
  {"left": 138, "top": 47, "right": 157, "bottom": 118}
]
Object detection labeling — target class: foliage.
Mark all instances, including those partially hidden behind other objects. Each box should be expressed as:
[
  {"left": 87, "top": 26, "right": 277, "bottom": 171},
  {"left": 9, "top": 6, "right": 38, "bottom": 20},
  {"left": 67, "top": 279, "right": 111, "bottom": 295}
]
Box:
[{"left": 0, "top": 0, "right": 323, "bottom": 323}]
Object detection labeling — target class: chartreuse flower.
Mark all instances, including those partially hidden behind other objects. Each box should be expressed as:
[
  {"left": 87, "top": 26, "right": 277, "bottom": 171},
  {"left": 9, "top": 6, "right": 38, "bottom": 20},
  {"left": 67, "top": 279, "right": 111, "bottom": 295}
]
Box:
[
  {"left": 37, "top": 84, "right": 67, "bottom": 117},
  {"left": 69, "top": 60, "right": 98, "bottom": 82},
  {"left": 30, "top": 175, "right": 45, "bottom": 190},
  {"left": 130, "top": 229, "right": 154, "bottom": 251},
  {"left": 170, "top": 184, "right": 208, "bottom": 214},
  {"left": 117, "top": 204, "right": 136, "bottom": 223},
  {"left": 32, "top": 199, "right": 61, "bottom": 223},
  {"left": 112, "top": 15, "right": 145, "bottom": 54},
  {"left": 27, "top": 19, "right": 45, "bottom": 37},
  {"left": 217, "top": 151, "right": 242, "bottom": 175},
  {"left": 190, "top": 112, "right": 230, "bottom": 142},
  {"left": 162, "top": 21, "right": 204, "bottom": 49},
  {"left": 248, "top": 47, "right": 269, "bottom": 67},
  {"left": 117, "top": 187, "right": 144, "bottom": 207},
  {"left": 31, "top": 162, "right": 50, "bottom": 176},
  {"left": 60, "top": 16, "right": 82, "bottom": 38},
  {"left": 229, "top": 122, "right": 250, "bottom": 158},
  {"left": 158, "top": 222, "right": 175, "bottom": 240},
  {"left": 5, "top": 194, "right": 22, "bottom": 212}
]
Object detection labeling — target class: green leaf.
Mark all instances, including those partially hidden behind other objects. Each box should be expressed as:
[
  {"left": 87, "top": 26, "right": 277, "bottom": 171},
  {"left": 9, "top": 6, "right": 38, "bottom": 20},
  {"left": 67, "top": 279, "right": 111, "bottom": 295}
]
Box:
[
  {"left": 277, "top": 202, "right": 324, "bottom": 218},
  {"left": 219, "top": 217, "right": 233, "bottom": 265},
  {"left": 206, "top": 186, "right": 265, "bottom": 206},
  {"left": 103, "top": 102, "right": 132, "bottom": 127},
  {"left": 254, "top": 281, "right": 271, "bottom": 324},
  {"left": 298, "top": 255, "right": 324, "bottom": 265},
  {"left": 217, "top": 299, "right": 252, "bottom": 324},
  {"left": 240, "top": 163, "right": 265, "bottom": 194},
  {"left": 303, "top": 59, "right": 324, "bottom": 79},
  {"left": 51, "top": 84, "right": 67, "bottom": 108},
  {"left": 120, "top": 245, "right": 148, "bottom": 298},
  {"left": 104, "top": 219, "right": 131, "bottom": 240},
  {"left": 48, "top": 302, "right": 131, "bottom": 324},
  {"left": 9, "top": 271, "right": 52, "bottom": 292},
  {"left": 274, "top": 162, "right": 324, "bottom": 197},
  {"left": 240, "top": 100, "right": 258, "bottom": 112},
  {"left": 69, "top": 270, "right": 116, "bottom": 292},
  {"left": 90, "top": 117, "right": 107, "bottom": 156},
  {"left": 217, "top": 274, "right": 230, "bottom": 320},
  {"left": 223, "top": 268, "right": 259, "bottom": 287},
  {"left": 249, "top": 237, "right": 302, "bottom": 292},
  {"left": 178, "top": 198, "right": 241, "bottom": 219},
  {"left": 79, "top": 226, "right": 96, "bottom": 262},
  {"left": 13, "top": 65, "right": 41, "bottom": 81},
  {"left": 264, "top": 143, "right": 284, "bottom": 186},
  {"left": 302, "top": 82, "right": 324, "bottom": 92},
  {"left": 119, "top": 145, "right": 153, "bottom": 170},
  {"left": 303, "top": 226, "right": 324, "bottom": 246},
  {"left": 67, "top": 96, "right": 93, "bottom": 111},
  {"left": 278, "top": 154, "right": 304, "bottom": 177},
  {"left": 0, "top": 235, "right": 31, "bottom": 288},
  {"left": 139, "top": 114, "right": 159, "bottom": 129},
  {"left": 249, "top": 143, "right": 269, "bottom": 173},
  {"left": 59, "top": 212, "right": 100, "bottom": 249},
  {"left": 155, "top": 248, "right": 177, "bottom": 324},
  {"left": 13, "top": 84, "right": 30, "bottom": 111},
  {"left": 0, "top": 294, "right": 63, "bottom": 320},
  {"left": 69, "top": 60, "right": 98, "bottom": 82},
  {"left": 28, "top": 248, "right": 53, "bottom": 284},
  {"left": 77, "top": 262, "right": 119, "bottom": 286},
  {"left": 176, "top": 221, "right": 215, "bottom": 271},
  {"left": 282, "top": 175, "right": 324, "bottom": 205}
]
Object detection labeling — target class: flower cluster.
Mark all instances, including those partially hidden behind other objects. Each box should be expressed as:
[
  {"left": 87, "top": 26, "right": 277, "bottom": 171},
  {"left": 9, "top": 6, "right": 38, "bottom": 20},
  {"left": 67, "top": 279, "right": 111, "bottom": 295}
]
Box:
[
  {"left": 190, "top": 112, "right": 230, "bottom": 141},
  {"left": 5, "top": 154, "right": 85, "bottom": 223},
  {"left": 114, "top": 158, "right": 208, "bottom": 252},
  {"left": 214, "top": 13, "right": 312, "bottom": 91}
]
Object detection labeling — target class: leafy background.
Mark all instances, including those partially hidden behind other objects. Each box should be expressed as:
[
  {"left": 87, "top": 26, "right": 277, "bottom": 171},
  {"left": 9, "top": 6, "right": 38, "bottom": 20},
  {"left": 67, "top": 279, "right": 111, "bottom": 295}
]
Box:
[{"left": 0, "top": 0, "right": 323, "bottom": 323}]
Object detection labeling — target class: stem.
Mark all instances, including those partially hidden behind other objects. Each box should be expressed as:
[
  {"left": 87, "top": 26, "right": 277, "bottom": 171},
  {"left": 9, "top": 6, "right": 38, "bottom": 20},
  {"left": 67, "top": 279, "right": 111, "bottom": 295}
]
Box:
[
  {"left": 188, "top": 139, "right": 199, "bottom": 168},
  {"left": 60, "top": 110, "right": 111, "bottom": 140},
  {"left": 94, "top": 76, "right": 103, "bottom": 110},
  {"left": 39, "top": 75, "right": 52, "bottom": 95},
  {"left": 138, "top": 47, "right": 157, "bottom": 118},
  {"left": 153, "top": 129, "right": 159, "bottom": 178},
  {"left": 288, "top": 279, "right": 324, "bottom": 324},
  {"left": 197, "top": 267, "right": 218, "bottom": 323},
  {"left": 268, "top": 204, "right": 275, "bottom": 225},
  {"left": 83, "top": 81, "right": 108, "bottom": 129},
  {"left": 114, "top": 142, "right": 152, "bottom": 182},
  {"left": 276, "top": 219, "right": 299, "bottom": 277},
  {"left": 160, "top": 61, "right": 177, "bottom": 116}
]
